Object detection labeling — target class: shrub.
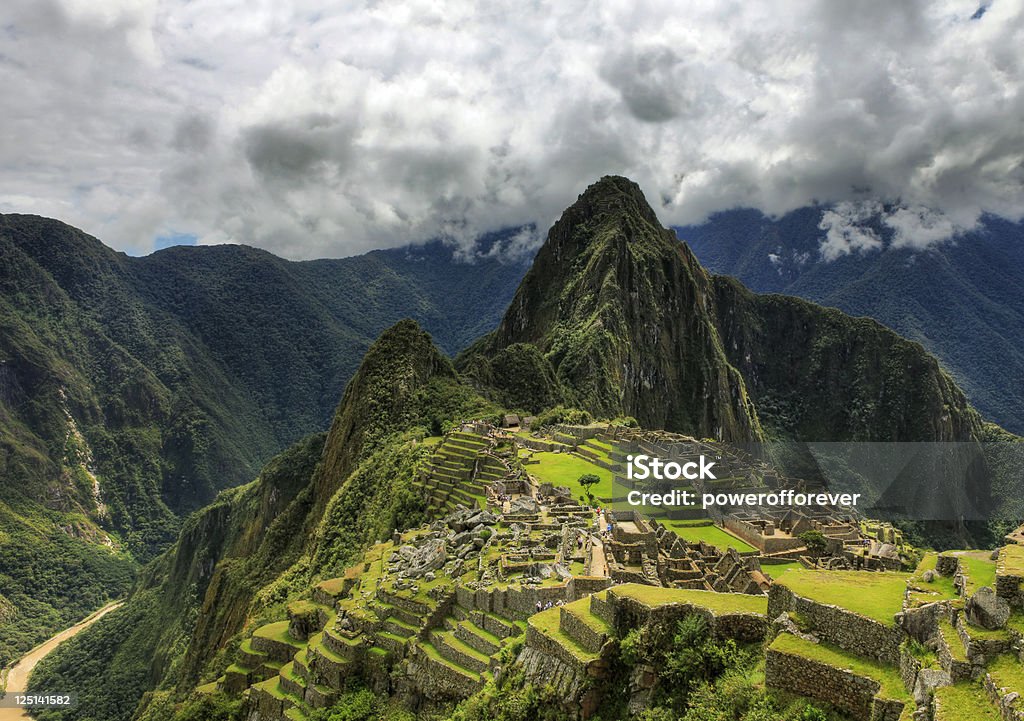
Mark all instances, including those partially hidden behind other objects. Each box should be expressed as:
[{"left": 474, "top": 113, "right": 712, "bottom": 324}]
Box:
[{"left": 535, "top": 406, "right": 592, "bottom": 427}]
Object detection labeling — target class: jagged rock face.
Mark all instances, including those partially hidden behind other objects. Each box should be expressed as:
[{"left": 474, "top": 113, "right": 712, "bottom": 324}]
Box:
[
  {"left": 463, "top": 176, "right": 762, "bottom": 442},
  {"left": 712, "top": 275, "right": 984, "bottom": 441}
]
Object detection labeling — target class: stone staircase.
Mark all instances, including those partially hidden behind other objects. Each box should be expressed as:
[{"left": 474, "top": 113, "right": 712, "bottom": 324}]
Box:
[{"left": 421, "top": 431, "right": 501, "bottom": 515}]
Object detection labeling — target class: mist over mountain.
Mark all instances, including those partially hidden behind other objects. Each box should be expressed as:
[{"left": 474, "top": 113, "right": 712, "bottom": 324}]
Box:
[{"left": 461, "top": 177, "right": 983, "bottom": 444}]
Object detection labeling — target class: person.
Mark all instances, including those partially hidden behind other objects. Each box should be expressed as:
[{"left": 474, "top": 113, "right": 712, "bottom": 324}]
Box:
[{"left": 535, "top": 600, "right": 542, "bottom": 613}]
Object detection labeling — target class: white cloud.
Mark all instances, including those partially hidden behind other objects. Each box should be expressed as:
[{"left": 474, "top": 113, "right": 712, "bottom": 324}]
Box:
[
  {"left": 818, "top": 201, "right": 884, "bottom": 261},
  {"left": 0, "top": 0, "right": 1022, "bottom": 257}
]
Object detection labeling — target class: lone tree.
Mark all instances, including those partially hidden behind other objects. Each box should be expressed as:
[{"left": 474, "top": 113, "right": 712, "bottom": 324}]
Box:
[
  {"left": 799, "top": 529, "right": 828, "bottom": 556},
  {"left": 578, "top": 473, "right": 600, "bottom": 504}
]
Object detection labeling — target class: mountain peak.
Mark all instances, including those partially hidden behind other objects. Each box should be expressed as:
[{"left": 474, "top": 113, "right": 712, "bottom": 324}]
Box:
[
  {"left": 459, "top": 178, "right": 763, "bottom": 441},
  {"left": 547, "top": 176, "right": 669, "bottom": 257}
]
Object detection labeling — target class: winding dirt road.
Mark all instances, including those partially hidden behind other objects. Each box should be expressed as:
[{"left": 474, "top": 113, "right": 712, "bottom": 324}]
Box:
[{"left": 0, "top": 601, "right": 123, "bottom": 721}]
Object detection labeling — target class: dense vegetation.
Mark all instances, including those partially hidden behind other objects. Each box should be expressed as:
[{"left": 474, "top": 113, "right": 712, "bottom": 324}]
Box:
[
  {"left": 0, "top": 215, "right": 526, "bottom": 660},
  {"left": 0, "top": 501, "right": 135, "bottom": 666},
  {"left": 28, "top": 321, "right": 499, "bottom": 721},
  {"left": 462, "top": 176, "right": 985, "bottom": 444},
  {"left": 680, "top": 207, "right": 1024, "bottom": 435},
  {"left": 14, "top": 177, "right": 1019, "bottom": 721}
]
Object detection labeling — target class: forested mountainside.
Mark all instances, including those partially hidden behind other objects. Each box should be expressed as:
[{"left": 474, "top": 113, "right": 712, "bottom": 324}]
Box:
[
  {"left": 459, "top": 177, "right": 983, "bottom": 444},
  {"left": 679, "top": 207, "right": 1024, "bottom": 435},
  {"left": 27, "top": 177, "right": 1013, "bottom": 721},
  {"left": 0, "top": 217, "right": 525, "bottom": 665}
]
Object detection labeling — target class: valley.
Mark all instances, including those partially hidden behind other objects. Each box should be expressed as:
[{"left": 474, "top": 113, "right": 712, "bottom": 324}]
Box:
[{"left": 5, "top": 176, "right": 1022, "bottom": 721}]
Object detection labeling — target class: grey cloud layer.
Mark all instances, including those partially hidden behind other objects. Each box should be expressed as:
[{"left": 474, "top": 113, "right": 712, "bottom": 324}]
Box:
[{"left": 1, "top": 0, "right": 1022, "bottom": 258}]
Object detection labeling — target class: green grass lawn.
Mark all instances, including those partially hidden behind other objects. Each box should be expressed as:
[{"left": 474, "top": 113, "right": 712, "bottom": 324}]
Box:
[
  {"left": 762, "top": 561, "right": 803, "bottom": 579},
  {"left": 659, "top": 519, "right": 757, "bottom": 553},
  {"left": 907, "top": 553, "right": 959, "bottom": 609},
  {"left": 987, "top": 653, "right": 1024, "bottom": 695},
  {"left": 610, "top": 584, "right": 768, "bottom": 615},
  {"left": 528, "top": 452, "right": 614, "bottom": 501},
  {"left": 770, "top": 633, "right": 909, "bottom": 701},
  {"left": 960, "top": 553, "right": 997, "bottom": 593},
  {"left": 254, "top": 621, "right": 305, "bottom": 647},
  {"left": 934, "top": 682, "right": 1000, "bottom": 721},
  {"left": 776, "top": 570, "right": 907, "bottom": 625}
]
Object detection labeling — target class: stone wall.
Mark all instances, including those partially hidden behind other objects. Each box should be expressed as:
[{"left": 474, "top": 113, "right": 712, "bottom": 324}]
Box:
[
  {"left": 559, "top": 607, "right": 606, "bottom": 654},
  {"left": 996, "top": 549, "right": 1024, "bottom": 608},
  {"left": 982, "top": 669, "right": 1024, "bottom": 721},
  {"left": 724, "top": 517, "right": 803, "bottom": 554},
  {"left": 517, "top": 645, "right": 588, "bottom": 705},
  {"left": 768, "top": 585, "right": 903, "bottom": 664},
  {"left": 455, "top": 582, "right": 573, "bottom": 620},
  {"left": 406, "top": 646, "right": 483, "bottom": 701},
  {"left": 935, "top": 555, "right": 960, "bottom": 577},
  {"left": 525, "top": 623, "right": 588, "bottom": 674},
  {"left": 766, "top": 647, "right": 906, "bottom": 721},
  {"left": 610, "top": 594, "right": 767, "bottom": 644},
  {"left": 568, "top": 576, "right": 613, "bottom": 600}
]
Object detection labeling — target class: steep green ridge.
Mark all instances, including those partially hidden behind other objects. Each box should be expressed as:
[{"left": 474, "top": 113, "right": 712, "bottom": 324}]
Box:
[
  {"left": 15, "top": 176, "right": 1011, "bottom": 719},
  {"left": 0, "top": 216, "right": 524, "bottom": 662},
  {"left": 26, "top": 320, "right": 497, "bottom": 720},
  {"left": 680, "top": 207, "right": 1024, "bottom": 435},
  {"left": 712, "top": 276, "right": 983, "bottom": 441},
  {"left": 462, "top": 176, "right": 986, "bottom": 443},
  {"left": 460, "top": 176, "right": 762, "bottom": 442}
]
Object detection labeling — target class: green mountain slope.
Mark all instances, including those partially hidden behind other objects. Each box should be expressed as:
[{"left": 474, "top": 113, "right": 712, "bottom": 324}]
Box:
[
  {"left": 24, "top": 176, "right": 1007, "bottom": 720},
  {"left": 459, "top": 176, "right": 762, "bottom": 441},
  {"left": 680, "top": 208, "right": 1024, "bottom": 435},
  {"left": 0, "top": 215, "right": 524, "bottom": 666},
  {"left": 461, "top": 176, "right": 983, "bottom": 443},
  {"left": 24, "top": 320, "right": 495, "bottom": 720}
]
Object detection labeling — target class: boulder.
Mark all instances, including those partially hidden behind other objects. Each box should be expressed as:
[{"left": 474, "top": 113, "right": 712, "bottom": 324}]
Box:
[
  {"left": 408, "top": 540, "right": 447, "bottom": 577},
  {"left": 966, "top": 586, "right": 1011, "bottom": 630}
]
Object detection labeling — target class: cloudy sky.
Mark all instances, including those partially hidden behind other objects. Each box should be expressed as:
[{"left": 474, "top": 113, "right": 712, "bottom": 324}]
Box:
[{"left": 1, "top": 0, "right": 1022, "bottom": 259}]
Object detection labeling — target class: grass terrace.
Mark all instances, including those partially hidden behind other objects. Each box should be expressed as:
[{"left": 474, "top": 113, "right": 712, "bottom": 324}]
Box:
[
  {"left": 770, "top": 633, "right": 909, "bottom": 702},
  {"left": 955, "top": 552, "right": 997, "bottom": 595},
  {"left": 934, "top": 683, "right": 1000, "bottom": 721},
  {"left": 562, "top": 597, "right": 613, "bottom": 636},
  {"left": 1006, "top": 612, "right": 1024, "bottom": 636},
  {"left": 527, "top": 452, "right": 615, "bottom": 501},
  {"left": 762, "top": 561, "right": 803, "bottom": 579},
  {"left": 254, "top": 621, "right": 305, "bottom": 648},
  {"left": 659, "top": 519, "right": 757, "bottom": 553},
  {"left": 987, "top": 654, "right": 1024, "bottom": 695},
  {"left": 775, "top": 570, "right": 907, "bottom": 625},
  {"left": 939, "top": 618, "right": 967, "bottom": 663},
  {"left": 907, "top": 553, "right": 959, "bottom": 609},
  {"left": 528, "top": 606, "right": 601, "bottom": 663},
  {"left": 999, "top": 544, "right": 1024, "bottom": 577},
  {"left": 610, "top": 583, "right": 768, "bottom": 615}
]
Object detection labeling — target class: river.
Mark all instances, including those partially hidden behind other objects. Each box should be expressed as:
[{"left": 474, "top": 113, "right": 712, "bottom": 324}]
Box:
[{"left": 0, "top": 601, "right": 124, "bottom": 721}]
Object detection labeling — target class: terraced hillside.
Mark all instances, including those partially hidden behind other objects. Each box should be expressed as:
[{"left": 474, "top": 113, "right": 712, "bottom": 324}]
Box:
[
  {"left": 219, "top": 490, "right": 605, "bottom": 720},
  {"left": 767, "top": 546, "right": 1024, "bottom": 721},
  {"left": 420, "top": 430, "right": 511, "bottom": 515}
]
